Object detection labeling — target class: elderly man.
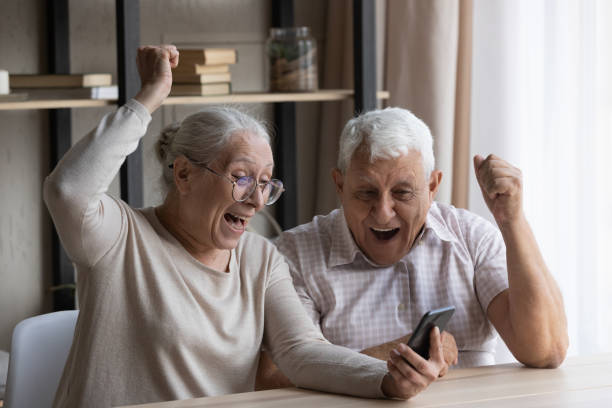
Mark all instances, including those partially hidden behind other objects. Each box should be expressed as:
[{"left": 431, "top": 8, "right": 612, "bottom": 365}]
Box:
[{"left": 257, "top": 107, "right": 568, "bottom": 390}]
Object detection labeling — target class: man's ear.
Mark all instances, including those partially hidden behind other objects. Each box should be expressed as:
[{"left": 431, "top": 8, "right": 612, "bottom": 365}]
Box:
[
  {"left": 172, "top": 156, "right": 195, "bottom": 195},
  {"left": 331, "top": 168, "right": 344, "bottom": 195},
  {"left": 428, "top": 170, "right": 443, "bottom": 201}
]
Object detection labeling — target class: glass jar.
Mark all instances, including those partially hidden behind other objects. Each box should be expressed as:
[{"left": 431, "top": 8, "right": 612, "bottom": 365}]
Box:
[{"left": 267, "top": 27, "right": 318, "bottom": 92}]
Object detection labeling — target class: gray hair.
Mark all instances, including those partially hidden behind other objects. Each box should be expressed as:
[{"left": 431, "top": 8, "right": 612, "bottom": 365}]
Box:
[
  {"left": 337, "top": 107, "right": 435, "bottom": 178},
  {"left": 156, "top": 106, "right": 270, "bottom": 191}
]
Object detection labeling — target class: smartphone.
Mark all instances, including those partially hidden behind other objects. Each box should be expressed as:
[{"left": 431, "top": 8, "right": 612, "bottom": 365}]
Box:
[{"left": 407, "top": 306, "right": 455, "bottom": 359}]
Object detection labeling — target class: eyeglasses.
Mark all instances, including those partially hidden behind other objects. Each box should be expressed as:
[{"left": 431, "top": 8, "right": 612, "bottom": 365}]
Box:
[
  {"left": 170, "top": 161, "right": 285, "bottom": 205},
  {"left": 203, "top": 166, "right": 285, "bottom": 205}
]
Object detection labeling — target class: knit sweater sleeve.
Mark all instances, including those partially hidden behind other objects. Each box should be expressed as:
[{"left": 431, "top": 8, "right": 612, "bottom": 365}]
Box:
[
  {"left": 43, "top": 100, "right": 152, "bottom": 267},
  {"left": 263, "top": 250, "right": 388, "bottom": 399}
]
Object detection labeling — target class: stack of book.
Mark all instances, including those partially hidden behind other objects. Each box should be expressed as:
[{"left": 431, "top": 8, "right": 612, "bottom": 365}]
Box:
[
  {"left": 9, "top": 73, "right": 117, "bottom": 99},
  {"left": 170, "top": 48, "right": 237, "bottom": 96}
]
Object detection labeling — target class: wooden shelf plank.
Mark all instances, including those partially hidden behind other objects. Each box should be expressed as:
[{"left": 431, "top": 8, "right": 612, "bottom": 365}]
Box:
[
  {"left": 0, "top": 90, "right": 390, "bottom": 111},
  {"left": 0, "top": 99, "right": 114, "bottom": 111},
  {"left": 163, "top": 90, "right": 390, "bottom": 105}
]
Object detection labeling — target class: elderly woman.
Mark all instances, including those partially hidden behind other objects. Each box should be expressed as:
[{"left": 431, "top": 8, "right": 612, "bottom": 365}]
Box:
[{"left": 44, "top": 45, "right": 446, "bottom": 407}]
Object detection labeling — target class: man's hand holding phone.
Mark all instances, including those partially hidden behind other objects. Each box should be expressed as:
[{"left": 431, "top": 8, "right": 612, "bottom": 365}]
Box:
[
  {"left": 381, "top": 306, "right": 457, "bottom": 399},
  {"left": 381, "top": 326, "right": 447, "bottom": 399}
]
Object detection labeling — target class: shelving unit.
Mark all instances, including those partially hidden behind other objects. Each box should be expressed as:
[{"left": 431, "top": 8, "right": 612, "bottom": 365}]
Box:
[{"left": 23, "top": 0, "right": 380, "bottom": 311}]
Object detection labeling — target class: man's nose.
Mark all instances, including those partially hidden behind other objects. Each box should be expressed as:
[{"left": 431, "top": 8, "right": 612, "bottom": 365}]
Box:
[{"left": 372, "top": 194, "right": 395, "bottom": 224}]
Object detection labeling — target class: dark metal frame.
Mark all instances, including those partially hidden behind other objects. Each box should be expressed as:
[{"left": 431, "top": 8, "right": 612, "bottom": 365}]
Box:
[
  {"left": 271, "top": 0, "right": 298, "bottom": 230},
  {"left": 47, "top": 0, "right": 75, "bottom": 310},
  {"left": 353, "top": 0, "right": 377, "bottom": 114},
  {"left": 116, "top": 0, "right": 143, "bottom": 207}
]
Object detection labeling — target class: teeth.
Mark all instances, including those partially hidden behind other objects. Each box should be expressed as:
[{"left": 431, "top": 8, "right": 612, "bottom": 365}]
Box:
[
  {"left": 230, "top": 213, "right": 246, "bottom": 222},
  {"left": 371, "top": 227, "right": 397, "bottom": 232}
]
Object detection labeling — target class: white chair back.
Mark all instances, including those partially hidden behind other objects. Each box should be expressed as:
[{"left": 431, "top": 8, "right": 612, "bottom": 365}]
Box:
[{"left": 4, "top": 310, "right": 78, "bottom": 408}]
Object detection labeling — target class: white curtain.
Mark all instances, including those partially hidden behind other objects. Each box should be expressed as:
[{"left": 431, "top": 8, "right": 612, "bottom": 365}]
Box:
[{"left": 470, "top": 0, "right": 612, "bottom": 360}]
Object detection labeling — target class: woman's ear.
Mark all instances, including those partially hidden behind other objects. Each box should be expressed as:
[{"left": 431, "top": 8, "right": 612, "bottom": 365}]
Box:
[
  {"left": 331, "top": 168, "right": 344, "bottom": 195},
  {"left": 172, "top": 156, "right": 195, "bottom": 195}
]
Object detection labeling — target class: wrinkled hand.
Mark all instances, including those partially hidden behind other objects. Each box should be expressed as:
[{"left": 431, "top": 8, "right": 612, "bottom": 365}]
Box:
[
  {"left": 439, "top": 331, "right": 458, "bottom": 377},
  {"left": 134, "top": 44, "right": 179, "bottom": 113},
  {"left": 473, "top": 154, "right": 524, "bottom": 226},
  {"left": 381, "top": 327, "right": 446, "bottom": 399}
]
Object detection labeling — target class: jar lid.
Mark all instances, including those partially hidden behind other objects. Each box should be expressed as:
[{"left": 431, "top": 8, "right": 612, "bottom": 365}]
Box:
[{"left": 269, "top": 26, "right": 311, "bottom": 38}]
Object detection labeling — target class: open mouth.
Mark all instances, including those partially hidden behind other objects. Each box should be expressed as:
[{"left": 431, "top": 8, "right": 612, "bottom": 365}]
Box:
[
  {"left": 370, "top": 227, "right": 400, "bottom": 241},
  {"left": 224, "top": 212, "right": 247, "bottom": 231}
]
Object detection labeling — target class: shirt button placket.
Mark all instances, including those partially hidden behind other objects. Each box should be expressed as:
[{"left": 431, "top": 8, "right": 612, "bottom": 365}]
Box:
[{"left": 399, "top": 262, "right": 410, "bottom": 318}]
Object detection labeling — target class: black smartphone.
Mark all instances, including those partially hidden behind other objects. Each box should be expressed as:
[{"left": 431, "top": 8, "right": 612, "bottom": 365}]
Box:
[{"left": 407, "top": 306, "right": 455, "bottom": 359}]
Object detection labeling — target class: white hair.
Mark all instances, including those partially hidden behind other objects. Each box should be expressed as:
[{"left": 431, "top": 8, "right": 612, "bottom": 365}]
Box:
[
  {"left": 337, "top": 107, "right": 435, "bottom": 178},
  {"left": 156, "top": 106, "right": 270, "bottom": 192}
]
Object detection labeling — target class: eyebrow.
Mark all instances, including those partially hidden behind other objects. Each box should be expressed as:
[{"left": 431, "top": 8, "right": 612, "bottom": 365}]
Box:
[
  {"left": 229, "top": 157, "right": 274, "bottom": 168},
  {"left": 392, "top": 181, "right": 415, "bottom": 188},
  {"left": 355, "top": 177, "right": 415, "bottom": 189}
]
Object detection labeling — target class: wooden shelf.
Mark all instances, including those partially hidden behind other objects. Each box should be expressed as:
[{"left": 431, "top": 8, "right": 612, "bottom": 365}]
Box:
[
  {"left": 164, "top": 90, "right": 390, "bottom": 105},
  {"left": 0, "top": 98, "right": 114, "bottom": 111},
  {"left": 0, "top": 90, "right": 390, "bottom": 111}
]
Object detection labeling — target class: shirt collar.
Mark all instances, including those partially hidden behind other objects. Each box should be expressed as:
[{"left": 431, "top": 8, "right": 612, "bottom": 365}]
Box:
[
  {"left": 328, "top": 208, "right": 362, "bottom": 268},
  {"left": 421, "top": 202, "right": 458, "bottom": 244},
  {"left": 328, "top": 203, "right": 456, "bottom": 268}
]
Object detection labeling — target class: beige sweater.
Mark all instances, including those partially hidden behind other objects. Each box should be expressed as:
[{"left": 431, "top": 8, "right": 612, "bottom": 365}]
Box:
[{"left": 44, "top": 100, "right": 387, "bottom": 407}]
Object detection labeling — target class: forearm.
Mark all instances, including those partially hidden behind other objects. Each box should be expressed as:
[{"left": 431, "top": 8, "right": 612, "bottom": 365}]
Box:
[
  {"left": 134, "top": 83, "right": 168, "bottom": 114},
  {"left": 274, "top": 341, "right": 387, "bottom": 398},
  {"left": 265, "top": 277, "right": 387, "bottom": 398},
  {"left": 498, "top": 214, "right": 568, "bottom": 367},
  {"left": 473, "top": 154, "right": 568, "bottom": 367}
]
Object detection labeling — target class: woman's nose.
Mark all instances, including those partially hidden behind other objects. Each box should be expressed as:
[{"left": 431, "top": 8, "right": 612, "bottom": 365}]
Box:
[{"left": 246, "top": 184, "right": 265, "bottom": 210}]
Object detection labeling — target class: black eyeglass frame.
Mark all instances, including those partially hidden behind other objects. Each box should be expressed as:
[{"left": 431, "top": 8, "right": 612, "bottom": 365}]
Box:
[{"left": 168, "top": 161, "right": 285, "bottom": 205}]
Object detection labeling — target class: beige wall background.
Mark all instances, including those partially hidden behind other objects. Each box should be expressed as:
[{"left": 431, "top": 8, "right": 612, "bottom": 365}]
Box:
[
  {"left": 0, "top": 0, "right": 53, "bottom": 353},
  {"left": 0, "top": 0, "right": 331, "bottom": 351}
]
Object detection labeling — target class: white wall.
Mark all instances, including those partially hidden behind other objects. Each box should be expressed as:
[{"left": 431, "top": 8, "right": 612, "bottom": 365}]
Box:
[
  {"left": 0, "top": 0, "right": 326, "bottom": 351},
  {"left": 0, "top": 0, "right": 52, "bottom": 352}
]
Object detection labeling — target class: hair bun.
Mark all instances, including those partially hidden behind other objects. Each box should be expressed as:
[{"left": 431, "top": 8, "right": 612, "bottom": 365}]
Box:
[{"left": 156, "top": 122, "right": 180, "bottom": 163}]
